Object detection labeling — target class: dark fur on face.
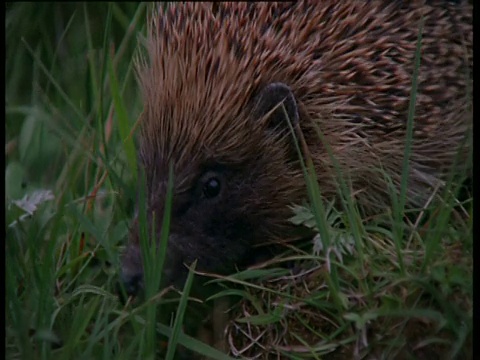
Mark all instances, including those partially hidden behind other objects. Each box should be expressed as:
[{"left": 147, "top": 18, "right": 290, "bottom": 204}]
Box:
[{"left": 121, "top": 83, "right": 304, "bottom": 293}]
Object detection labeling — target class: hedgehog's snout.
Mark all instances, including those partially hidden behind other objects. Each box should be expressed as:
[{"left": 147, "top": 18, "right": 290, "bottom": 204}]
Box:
[
  {"left": 120, "top": 271, "right": 144, "bottom": 299},
  {"left": 118, "top": 243, "right": 144, "bottom": 301}
]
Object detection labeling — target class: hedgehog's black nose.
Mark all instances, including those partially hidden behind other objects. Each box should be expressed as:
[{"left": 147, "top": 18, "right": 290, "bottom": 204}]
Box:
[{"left": 117, "top": 272, "right": 144, "bottom": 303}]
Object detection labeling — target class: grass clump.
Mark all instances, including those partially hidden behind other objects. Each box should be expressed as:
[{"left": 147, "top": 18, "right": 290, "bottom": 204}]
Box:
[{"left": 5, "top": 3, "right": 232, "bottom": 359}]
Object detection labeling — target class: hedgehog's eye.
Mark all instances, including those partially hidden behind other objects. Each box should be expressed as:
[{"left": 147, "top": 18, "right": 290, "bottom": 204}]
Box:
[{"left": 202, "top": 177, "right": 221, "bottom": 198}]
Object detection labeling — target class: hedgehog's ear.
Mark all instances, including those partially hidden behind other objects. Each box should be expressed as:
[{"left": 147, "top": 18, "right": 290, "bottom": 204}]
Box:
[{"left": 252, "top": 82, "right": 299, "bottom": 132}]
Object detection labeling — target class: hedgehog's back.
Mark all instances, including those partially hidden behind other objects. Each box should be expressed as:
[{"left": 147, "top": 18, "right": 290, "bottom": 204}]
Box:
[{"left": 141, "top": 1, "right": 472, "bottom": 211}]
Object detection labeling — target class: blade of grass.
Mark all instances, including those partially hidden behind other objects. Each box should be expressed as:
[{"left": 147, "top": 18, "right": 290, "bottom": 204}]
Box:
[
  {"left": 138, "top": 162, "right": 174, "bottom": 357},
  {"left": 391, "top": 17, "right": 424, "bottom": 275},
  {"left": 157, "top": 321, "right": 236, "bottom": 360},
  {"left": 107, "top": 44, "right": 137, "bottom": 180},
  {"left": 282, "top": 106, "right": 346, "bottom": 313},
  {"left": 165, "top": 260, "right": 197, "bottom": 360}
]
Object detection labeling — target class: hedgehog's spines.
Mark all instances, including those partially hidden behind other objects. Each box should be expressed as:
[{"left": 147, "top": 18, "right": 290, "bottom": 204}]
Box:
[{"left": 138, "top": 0, "right": 471, "bottom": 213}]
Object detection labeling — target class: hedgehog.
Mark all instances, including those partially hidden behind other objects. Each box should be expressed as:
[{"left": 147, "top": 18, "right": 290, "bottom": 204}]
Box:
[{"left": 120, "top": 1, "right": 472, "bottom": 294}]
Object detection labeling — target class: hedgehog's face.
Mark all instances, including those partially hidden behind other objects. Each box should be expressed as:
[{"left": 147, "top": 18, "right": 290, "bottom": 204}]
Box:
[{"left": 120, "top": 83, "right": 302, "bottom": 295}]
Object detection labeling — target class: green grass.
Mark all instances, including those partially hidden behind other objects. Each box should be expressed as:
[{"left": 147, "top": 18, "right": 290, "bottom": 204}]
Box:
[
  {"left": 5, "top": 3, "right": 472, "bottom": 360},
  {"left": 6, "top": 3, "right": 231, "bottom": 359}
]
